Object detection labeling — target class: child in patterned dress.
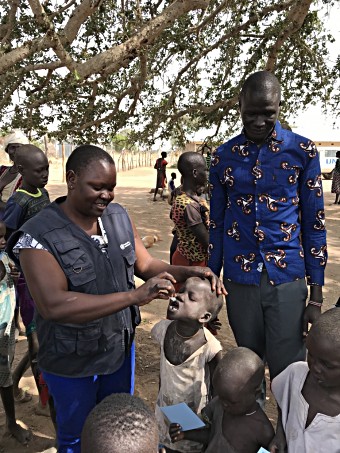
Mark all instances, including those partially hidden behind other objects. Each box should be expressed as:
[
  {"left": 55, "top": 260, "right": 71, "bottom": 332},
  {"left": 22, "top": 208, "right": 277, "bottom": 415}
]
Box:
[
  {"left": 170, "top": 152, "right": 209, "bottom": 273},
  {"left": 152, "top": 277, "right": 223, "bottom": 453}
]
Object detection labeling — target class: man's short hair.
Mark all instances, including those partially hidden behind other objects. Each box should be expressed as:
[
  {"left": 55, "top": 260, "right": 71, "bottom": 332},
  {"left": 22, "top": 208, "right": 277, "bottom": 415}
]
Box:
[
  {"left": 81, "top": 393, "right": 159, "bottom": 453},
  {"left": 240, "top": 71, "right": 281, "bottom": 101},
  {"left": 66, "top": 145, "right": 114, "bottom": 175},
  {"left": 177, "top": 152, "right": 206, "bottom": 176}
]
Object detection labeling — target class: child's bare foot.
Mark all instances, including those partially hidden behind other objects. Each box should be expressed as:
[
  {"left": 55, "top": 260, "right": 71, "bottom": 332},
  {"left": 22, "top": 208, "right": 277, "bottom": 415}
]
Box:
[{"left": 7, "top": 421, "right": 31, "bottom": 445}]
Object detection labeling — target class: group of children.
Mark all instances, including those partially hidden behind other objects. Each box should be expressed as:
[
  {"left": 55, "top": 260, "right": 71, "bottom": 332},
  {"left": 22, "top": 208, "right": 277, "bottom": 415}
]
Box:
[
  {"left": 0, "top": 142, "right": 52, "bottom": 444},
  {"left": 78, "top": 281, "right": 340, "bottom": 453}
]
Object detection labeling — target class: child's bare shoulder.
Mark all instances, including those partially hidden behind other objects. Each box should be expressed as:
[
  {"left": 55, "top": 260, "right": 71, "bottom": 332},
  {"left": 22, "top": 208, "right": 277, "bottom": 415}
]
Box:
[
  {"left": 253, "top": 408, "right": 275, "bottom": 445},
  {"left": 151, "top": 319, "right": 172, "bottom": 342}
]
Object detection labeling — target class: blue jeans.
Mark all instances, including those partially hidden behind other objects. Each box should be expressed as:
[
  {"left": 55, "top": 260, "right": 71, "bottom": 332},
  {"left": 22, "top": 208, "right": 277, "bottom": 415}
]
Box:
[{"left": 43, "top": 343, "right": 135, "bottom": 453}]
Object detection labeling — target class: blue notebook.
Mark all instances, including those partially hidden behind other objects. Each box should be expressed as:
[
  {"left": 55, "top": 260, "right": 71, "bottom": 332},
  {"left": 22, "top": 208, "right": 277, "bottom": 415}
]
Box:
[{"left": 160, "top": 402, "right": 206, "bottom": 431}]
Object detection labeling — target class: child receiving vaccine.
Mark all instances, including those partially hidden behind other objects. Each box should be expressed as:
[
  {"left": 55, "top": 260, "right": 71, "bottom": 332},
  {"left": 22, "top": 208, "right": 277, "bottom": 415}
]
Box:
[
  {"left": 170, "top": 347, "right": 275, "bottom": 452},
  {"left": 270, "top": 308, "right": 340, "bottom": 452},
  {"left": 152, "top": 276, "right": 223, "bottom": 452}
]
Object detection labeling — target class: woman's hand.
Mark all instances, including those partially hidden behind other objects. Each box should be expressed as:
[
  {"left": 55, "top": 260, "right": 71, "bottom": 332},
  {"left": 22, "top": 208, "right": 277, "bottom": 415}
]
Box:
[
  {"left": 134, "top": 272, "right": 176, "bottom": 306},
  {"left": 186, "top": 266, "right": 226, "bottom": 296}
]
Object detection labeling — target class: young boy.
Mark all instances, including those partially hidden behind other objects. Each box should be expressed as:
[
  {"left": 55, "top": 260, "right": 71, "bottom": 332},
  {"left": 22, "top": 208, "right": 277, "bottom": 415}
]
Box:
[
  {"left": 0, "top": 220, "right": 31, "bottom": 444},
  {"left": 170, "top": 347, "right": 275, "bottom": 453},
  {"left": 167, "top": 172, "right": 177, "bottom": 204},
  {"left": 152, "top": 277, "right": 223, "bottom": 452},
  {"left": 3, "top": 144, "right": 50, "bottom": 413},
  {"left": 270, "top": 308, "right": 340, "bottom": 453},
  {"left": 170, "top": 152, "right": 209, "bottom": 272},
  {"left": 81, "top": 393, "right": 165, "bottom": 453}
]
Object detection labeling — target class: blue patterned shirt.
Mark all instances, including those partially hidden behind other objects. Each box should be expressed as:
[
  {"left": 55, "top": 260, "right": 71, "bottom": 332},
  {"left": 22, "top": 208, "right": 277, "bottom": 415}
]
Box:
[{"left": 208, "top": 121, "right": 327, "bottom": 287}]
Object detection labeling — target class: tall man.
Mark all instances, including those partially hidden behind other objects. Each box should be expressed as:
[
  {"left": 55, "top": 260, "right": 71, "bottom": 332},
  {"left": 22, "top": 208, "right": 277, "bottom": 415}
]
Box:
[{"left": 209, "top": 71, "right": 327, "bottom": 381}]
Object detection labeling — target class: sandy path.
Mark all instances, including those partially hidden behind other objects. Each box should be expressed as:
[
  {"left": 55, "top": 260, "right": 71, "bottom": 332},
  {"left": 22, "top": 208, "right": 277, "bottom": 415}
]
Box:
[{"left": 0, "top": 162, "right": 338, "bottom": 452}]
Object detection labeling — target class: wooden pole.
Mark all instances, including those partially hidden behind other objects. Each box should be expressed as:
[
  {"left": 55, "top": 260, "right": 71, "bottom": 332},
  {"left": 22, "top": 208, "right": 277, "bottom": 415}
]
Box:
[{"left": 61, "top": 142, "right": 66, "bottom": 182}]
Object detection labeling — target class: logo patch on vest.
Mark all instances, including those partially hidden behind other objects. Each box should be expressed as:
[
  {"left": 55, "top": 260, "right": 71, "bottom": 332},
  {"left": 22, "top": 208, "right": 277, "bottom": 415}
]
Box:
[{"left": 120, "top": 241, "right": 131, "bottom": 250}]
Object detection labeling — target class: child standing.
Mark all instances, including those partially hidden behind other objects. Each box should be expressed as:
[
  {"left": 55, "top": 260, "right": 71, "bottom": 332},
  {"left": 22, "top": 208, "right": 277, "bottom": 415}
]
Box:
[
  {"left": 170, "top": 152, "right": 209, "bottom": 271},
  {"left": 331, "top": 150, "right": 340, "bottom": 204},
  {"left": 167, "top": 172, "right": 177, "bottom": 205},
  {"left": 152, "top": 277, "right": 223, "bottom": 452},
  {"left": 3, "top": 144, "right": 50, "bottom": 413},
  {"left": 170, "top": 347, "right": 274, "bottom": 453},
  {"left": 270, "top": 308, "right": 340, "bottom": 453},
  {"left": 0, "top": 220, "right": 31, "bottom": 444}
]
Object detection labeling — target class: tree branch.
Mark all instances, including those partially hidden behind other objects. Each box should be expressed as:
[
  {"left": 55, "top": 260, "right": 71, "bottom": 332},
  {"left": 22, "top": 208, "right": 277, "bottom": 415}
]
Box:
[
  {"left": 265, "top": 0, "right": 313, "bottom": 71},
  {"left": 75, "top": 0, "right": 209, "bottom": 79}
]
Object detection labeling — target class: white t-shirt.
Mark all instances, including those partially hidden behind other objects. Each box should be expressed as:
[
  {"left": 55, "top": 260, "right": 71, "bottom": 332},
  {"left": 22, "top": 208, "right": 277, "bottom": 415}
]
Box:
[{"left": 272, "top": 361, "right": 340, "bottom": 453}]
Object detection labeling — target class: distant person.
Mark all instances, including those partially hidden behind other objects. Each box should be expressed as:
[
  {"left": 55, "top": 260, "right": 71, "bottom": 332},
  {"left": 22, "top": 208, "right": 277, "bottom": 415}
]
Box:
[
  {"left": 209, "top": 71, "right": 327, "bottom": 396},
  {"left": 152, "top": 277, "right": 222, "bottom": 452},
  {"left": 81, "top": 393, "right": 164, "bottom": 453},
  {"left": 154, "top": 151, "right": 168, "bottom": 201},
  {"left": 169, "top": 347, "right": 275, "bottom": 452},
  {"left": 167, "top": 172, "right": 177, "bottom": 205},
  {"left": 7, "top": 145, "right": 224, "bottom": 453},
  {"left": 331, "top": 150, "right": 340, "bottom": 204},
  {"left": 270, "top": 308, "right": 340, "bottom": 452},
  {"left": 0, "top": 129, "right": 29, "bottom": 219},
  {"left": 0, "top": 220, "right": 31, "bottom": 445},
  {"left": 3, "top": 145, "right": 50, "bottom": 414},
  {"left": 171, "top": 152, "right": 209, "bottom": 275}
]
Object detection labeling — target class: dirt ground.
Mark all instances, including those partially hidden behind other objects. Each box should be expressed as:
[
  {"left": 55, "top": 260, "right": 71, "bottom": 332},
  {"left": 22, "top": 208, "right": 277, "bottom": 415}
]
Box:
[{"left": 0, "top": 161, "right": 339, "bottom": 452}]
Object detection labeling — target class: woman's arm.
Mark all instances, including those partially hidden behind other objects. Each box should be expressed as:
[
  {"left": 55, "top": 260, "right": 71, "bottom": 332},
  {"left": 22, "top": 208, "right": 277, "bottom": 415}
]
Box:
[
  {"left": 19, "top": 248, "right": 176, "bottom": 324},
  {"left": 132, "top": 222, "right": 225, "bottom": 295}
]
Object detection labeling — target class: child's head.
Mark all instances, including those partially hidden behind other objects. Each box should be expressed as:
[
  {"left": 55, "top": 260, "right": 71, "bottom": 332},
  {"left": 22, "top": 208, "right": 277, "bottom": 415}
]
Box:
[
  {"left": 161, "top": 151, "right": 167, "bottom": 158},
  {"left": 0, "top": 221, "right": 7, "bottom": 251},
  {"left": 81, "top": 393, "right": 159, "bottom": 453},
  {"left": 177, "top": 152, "right": 207, "bottom": 194},
  {"left": 167, "top": 277, "right": 222, "bottom": 325},
  {"left": 171, "top": 172, "right": 177, "bottom": 180},
  {"left": 212, "top": 347, "right": 264, "bottom": 416},
  {"left": 306, "top": 308, "right": 340, "bottom": 388},
  {"left": 16, "top": 145, "right": 49, "bottom": 189}
]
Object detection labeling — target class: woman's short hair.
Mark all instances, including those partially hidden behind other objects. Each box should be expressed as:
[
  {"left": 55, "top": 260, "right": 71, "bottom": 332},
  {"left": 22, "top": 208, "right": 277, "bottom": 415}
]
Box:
[{"left": 66, "top": 145, "right": 114, "bottom": 175}]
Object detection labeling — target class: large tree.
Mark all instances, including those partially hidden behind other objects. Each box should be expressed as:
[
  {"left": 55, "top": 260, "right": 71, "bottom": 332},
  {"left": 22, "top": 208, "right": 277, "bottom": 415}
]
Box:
[{"left": 0, "top": 0, "right": 338, "bottom": 145}]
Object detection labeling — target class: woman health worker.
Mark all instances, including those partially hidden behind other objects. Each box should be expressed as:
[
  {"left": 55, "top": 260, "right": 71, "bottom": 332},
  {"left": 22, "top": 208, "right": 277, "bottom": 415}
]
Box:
[{"left": 8, "top": 145, "right": 224, "bottom": 453}]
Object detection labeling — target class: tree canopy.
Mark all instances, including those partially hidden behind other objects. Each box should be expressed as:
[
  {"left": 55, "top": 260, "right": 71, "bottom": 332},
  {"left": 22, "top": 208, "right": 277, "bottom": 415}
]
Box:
[{"left": 0, "top": 0, "right": 338, "bottom": 146}]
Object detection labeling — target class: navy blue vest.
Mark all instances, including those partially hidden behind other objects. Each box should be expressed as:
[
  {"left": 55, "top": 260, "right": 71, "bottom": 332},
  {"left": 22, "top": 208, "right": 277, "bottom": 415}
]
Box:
[{"left": 8, "top": 198, "right": 140, "bottom": 377}]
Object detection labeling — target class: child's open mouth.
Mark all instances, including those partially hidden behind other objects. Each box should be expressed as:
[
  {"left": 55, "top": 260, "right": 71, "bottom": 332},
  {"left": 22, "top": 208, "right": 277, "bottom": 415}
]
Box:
[{"left": 168, "top": 298, "right": 179, "bottom": 312}]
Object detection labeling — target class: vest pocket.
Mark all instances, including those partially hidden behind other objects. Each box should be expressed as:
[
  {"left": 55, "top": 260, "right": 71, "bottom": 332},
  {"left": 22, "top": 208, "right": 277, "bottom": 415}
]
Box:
[
  {"left": 54, "top": 325, "right": 77, "bottom": 355},
  {"left": 54, "top": 323, "right": 101, "bottom": 356},
  {"left": 54, "top": 240, "right": 96, "bottom": 287},
  {"left": 121, "top": 248, "right": 136, "bottom": 288},
  {"left": 76, "top": 324, "right": 102, "bottom": 356}
]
